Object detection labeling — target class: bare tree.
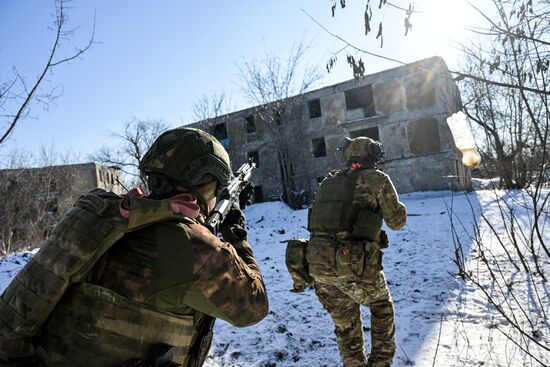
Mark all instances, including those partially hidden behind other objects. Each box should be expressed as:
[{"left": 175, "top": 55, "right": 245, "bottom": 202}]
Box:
[
  {"left": 447, "top": 1, "right": 550, "bottom": 363},
  {"left": 308, "top": 1, "right": 550, "bottom": 95},
  {"left": 191, "top": 91, "right": 233, "bottom": 134},
  {"left": 460, "top": 0, "right": 549, "bottom": 188},
  {"left": 0, "top": 148, "right": 81, "bottom": 256},
  {"left": 238, "top": 40, "right": 322, "bottom": 208},
  {"left": 90, "top": 118, "right": 170, "bottom": 188},
  {"left": 0, "top": 0, "right": 95, "bottom": 145}
]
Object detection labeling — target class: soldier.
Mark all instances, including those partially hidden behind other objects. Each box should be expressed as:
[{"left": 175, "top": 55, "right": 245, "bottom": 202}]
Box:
[
  {"left": 0, "top": 128, "right": 268, "bottom": 367},
  {"left": 292, "top": 136, "right": 406, "bottom": 367}
]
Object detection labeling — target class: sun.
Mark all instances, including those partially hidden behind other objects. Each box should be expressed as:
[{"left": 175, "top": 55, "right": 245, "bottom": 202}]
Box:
[{"left": 418, "top": 0, "right": 478, "bottom": 45}]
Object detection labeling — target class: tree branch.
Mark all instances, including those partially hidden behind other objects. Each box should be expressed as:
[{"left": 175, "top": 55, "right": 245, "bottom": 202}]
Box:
[
  {"left": 0, "top": 0, "right": 95, "bottom": 145},
  {"left": 466, "top": 0, "right": 550, "bottom": 47},
  {"left": 302, "top": 6, "right": 550, "bottom": 95}
]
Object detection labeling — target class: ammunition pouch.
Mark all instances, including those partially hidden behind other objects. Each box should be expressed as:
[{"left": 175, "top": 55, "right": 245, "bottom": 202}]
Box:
[
  {"left": 285, "top": 239, "right": 313, "bottom": 292},
  {"left": 364, "top": 241, "right": 384, "bottom": 276},
  {"left": 308, "top": 237, "right": 383, "bottom": 278},
  {"left": 335, "top": 240, "right": 366, "bottom": 276}
]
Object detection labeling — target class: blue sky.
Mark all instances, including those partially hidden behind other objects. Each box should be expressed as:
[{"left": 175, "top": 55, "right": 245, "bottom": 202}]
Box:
[{"left": 0, "top": 0, "right": 481, "bottom": 161}]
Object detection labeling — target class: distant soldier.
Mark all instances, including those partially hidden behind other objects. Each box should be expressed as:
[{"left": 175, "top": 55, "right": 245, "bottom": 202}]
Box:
[
  {"left": 0, "top": 128, "right": 268, "bottom": 367},
  {"left": 287, "top": 136, "right": 406, "bottom": 367}
]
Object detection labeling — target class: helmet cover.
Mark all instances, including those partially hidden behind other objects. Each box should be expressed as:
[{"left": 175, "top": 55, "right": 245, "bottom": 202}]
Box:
[
  {"left": 343, "top": 136, "right": 384, "bottom": 166},
  {"left": 139, "top": 127, "right": 232, "bottom": 188}
]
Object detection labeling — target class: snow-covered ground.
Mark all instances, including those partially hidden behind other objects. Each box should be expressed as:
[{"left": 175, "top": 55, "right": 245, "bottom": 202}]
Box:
[{"left": 1, "top": 190, "right": 548, "bottom": 366}]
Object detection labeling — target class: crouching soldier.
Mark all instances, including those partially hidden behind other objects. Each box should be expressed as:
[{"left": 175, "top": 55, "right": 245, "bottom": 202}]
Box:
[
  {"left": 287, "top": 137, "right": 406, "bottom": 367},
  {"left": 0, "top": 128, "right": 268, "bottom": 367}
]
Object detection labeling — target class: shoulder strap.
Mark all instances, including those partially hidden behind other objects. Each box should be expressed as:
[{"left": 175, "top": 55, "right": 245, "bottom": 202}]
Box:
[{"left": 127, "top": 197, "right": 179, "bottom": 231}]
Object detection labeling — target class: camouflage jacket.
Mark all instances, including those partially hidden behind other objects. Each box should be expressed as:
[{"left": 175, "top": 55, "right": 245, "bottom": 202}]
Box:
[
  {"left": 0, "top": 190, "right": 268, "bottom": 365},
  {"left": 96, "top": 218, "right": 269, "bottom": 327},
  {"left": 352, "top": 168, "right": 407, "bottom": 231}
]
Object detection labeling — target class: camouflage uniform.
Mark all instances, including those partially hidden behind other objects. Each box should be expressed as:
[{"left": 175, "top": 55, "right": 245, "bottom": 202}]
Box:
[
  {"left": 306, "top": 137, "right": 406, "bottom": 367},
  {"left": 0, "top": 128, "right": 268, "bottom": 367}
]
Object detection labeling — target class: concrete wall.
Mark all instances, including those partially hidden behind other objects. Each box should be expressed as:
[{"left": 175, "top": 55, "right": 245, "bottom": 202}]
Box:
[
  {"left": 189, "top": 56, "right": 470, "bottom": 200},
  {"left": 0, "top": 162, "right": 123, "bottom": 204},
  {"left": 47, "top": 163, "right": 123, "bottom": 196},
  {"left": 0, "top": 163, "right": 122, "bottom": 247}
]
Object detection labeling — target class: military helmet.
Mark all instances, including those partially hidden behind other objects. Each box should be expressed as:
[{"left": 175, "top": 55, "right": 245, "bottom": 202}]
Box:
[
  {"left": 140, "top": 127, "right": 232, "bottom": 190},
  {"left": 341, "top": 136, "right": 384, "bottom": 165}
]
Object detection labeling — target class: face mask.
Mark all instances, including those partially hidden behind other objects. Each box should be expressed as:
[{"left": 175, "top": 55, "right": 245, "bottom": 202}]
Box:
[{"left": 194, "top": 180, "right": 218, "bottom": 213}]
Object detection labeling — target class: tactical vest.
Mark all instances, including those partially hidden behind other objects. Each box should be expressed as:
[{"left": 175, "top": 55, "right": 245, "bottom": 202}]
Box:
[
  {"left": 309, "top": 170, "right": 359, "bottom": 234},
  {"left": 36, "top": 283, "right": 201, "bottom": 367},
  {"left": 0, "top": 189, "right": 209, "bottom": 366},
  {"left": 309, "top": 169, "right": 383, "bottom": 241}
]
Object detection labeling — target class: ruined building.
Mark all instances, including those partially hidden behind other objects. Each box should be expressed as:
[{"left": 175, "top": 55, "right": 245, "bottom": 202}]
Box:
[
  {"left": 189, "top": 56, "right": 470, "bottom": 202},
  {"left": 0, "top": 163, "right": 121, "bottom": 254}
]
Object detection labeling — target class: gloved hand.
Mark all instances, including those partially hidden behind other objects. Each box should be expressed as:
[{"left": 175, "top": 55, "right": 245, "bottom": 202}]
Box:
[
  {"left": 239, "top": 183, "right": 255, "bottom": 209},
  {"left": 221, "top": 205, "right": 246, "bottom": 229},
  {"left": 219, "top": 205, "right": 247, "bottom": 242}
]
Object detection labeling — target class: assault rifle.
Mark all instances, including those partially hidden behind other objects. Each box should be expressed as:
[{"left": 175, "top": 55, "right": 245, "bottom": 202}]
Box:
[{"left": 206, "top": 161, "right": 256, "bottom": 233}]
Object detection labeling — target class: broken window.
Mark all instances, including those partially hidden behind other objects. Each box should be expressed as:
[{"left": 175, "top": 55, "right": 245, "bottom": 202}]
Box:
[
  {"left": 308, "top": 99, "right": 322, "bottom": 119},
  {"left": 274, "top": 111, "right": 282, "bottom": 126},
  {"left": 349, "top": 126, "right": 380, "bottom": 141},
  {"left": 213, "top": 123, "right": 228, "bottom": 140},
  {"left": 312, "top": 137, "right": 327, "bottom": 157},
  {"left": 49, "top": 179, "right": 57, "bottom": 192},
  {"left": 407, "top": 118, "right": 441, "bottom": 155},
  {"left": 245, "top": 115, "right": 256, "bottom": 133},
  {"left": 345, "top": 84, "right": 376, "bottom": 117},
  {"left": 7, "top": 177, "right": 17, "bottom": 192},
  {"left": 213, "top": 123, "right": 229, "bottom": 148},
  {"left": 248, "top": 151, "right": 259, "bottom": 167}
]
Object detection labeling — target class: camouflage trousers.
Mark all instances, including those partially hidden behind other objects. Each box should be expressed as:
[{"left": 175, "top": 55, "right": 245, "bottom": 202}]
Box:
[{"left": 313, "top": 271, "right": 395, "bottom": 367}]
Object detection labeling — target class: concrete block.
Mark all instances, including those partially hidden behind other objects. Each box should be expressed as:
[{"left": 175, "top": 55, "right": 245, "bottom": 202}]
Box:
[
  {"left": 382, "top": 123, "right": 408, "bottom": 159},
  {"left": 321, "top": 93, "right": 346, "bottom": 127},
  {"left": 404, "top": 73, "right": 436, "bottom": 110},
  {"left": 373, "top": 80, "right": 405, "bottom": 115}
]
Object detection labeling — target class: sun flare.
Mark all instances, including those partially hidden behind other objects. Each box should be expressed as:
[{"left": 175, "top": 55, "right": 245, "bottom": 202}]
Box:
[{"left": 420, "top": 0, "right": 476, "bottom": 44}]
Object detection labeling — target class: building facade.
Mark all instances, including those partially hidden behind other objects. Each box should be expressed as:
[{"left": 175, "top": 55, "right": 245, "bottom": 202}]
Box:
[
  {"left": 1, "top": 162, "right": 123, "bottom": 196},
  {"left": 0, "top": 163, "right": 122, "bottom": 254},
  {"left": 190, "top": 56, "right": 470, "bottom": 202}
]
